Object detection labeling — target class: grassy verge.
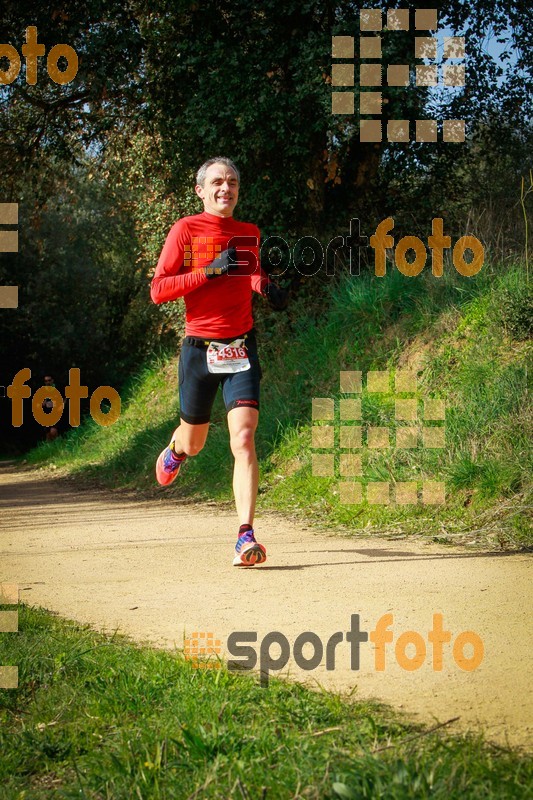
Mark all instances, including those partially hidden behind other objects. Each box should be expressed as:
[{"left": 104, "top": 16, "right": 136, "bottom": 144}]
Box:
[
  {"left": 25, "top": 260, "right": 531, "bottom": 547},
  {"left": 1, "top": 603, "right": 531, "bottom": 799}
]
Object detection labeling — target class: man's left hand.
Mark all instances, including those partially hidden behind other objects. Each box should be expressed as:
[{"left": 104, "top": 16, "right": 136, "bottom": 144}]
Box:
[{"left": 263, "top": 282, "right": 289, "bottom": 311}]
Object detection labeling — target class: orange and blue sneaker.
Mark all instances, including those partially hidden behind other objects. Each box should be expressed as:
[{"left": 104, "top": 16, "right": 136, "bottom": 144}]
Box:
[
  {"left": 156, "top": 441, "right": 187, "bottom": 486},
  {"left": 233, "top": 525, "right": 267, "bottom": 566}
]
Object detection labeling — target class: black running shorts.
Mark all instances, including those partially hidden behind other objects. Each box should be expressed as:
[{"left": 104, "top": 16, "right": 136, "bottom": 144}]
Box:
[{"left": 178, "top": 329, "right": 262, "bottom": 424}]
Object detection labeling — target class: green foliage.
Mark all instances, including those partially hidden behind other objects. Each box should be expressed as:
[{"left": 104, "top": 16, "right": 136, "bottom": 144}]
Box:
[
  {"left": 499, "top": 283, "right": 533, "bottom": 340},
  {"left": 136, "top": 1, "right": 532, "bottom": 236},
  {"left": 0, "top": 168, "right": 164, "bottom": 388},
  {"left": 0, "top": 0, "right": 144, "bottom": 182}
]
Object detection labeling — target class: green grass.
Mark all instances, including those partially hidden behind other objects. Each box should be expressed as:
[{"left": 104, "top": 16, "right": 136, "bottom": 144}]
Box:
[
  {"left": 25, "top": 260, "right": 532, "bottom": 547},
  {"left": 1, "top": 604, "right": 531, "bottom": 798}
]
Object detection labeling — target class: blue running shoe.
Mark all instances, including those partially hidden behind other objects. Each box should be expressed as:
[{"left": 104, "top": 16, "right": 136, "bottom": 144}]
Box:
[
  {"left": 156, "top": 442, "right": 186, "bottom": 486},
  {"left": 233, "top": 529, "right": 267, "bottom": 566}
]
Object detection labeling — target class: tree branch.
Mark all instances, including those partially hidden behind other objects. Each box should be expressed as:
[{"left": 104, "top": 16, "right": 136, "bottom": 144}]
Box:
[{"left": 14, "top": 87, "right": 91, "bottom": 112}]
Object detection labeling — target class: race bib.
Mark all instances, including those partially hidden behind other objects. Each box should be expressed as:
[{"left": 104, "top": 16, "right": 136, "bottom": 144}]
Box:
[{"left": 206, "top": 338, "right": 251, "bottom": 373}]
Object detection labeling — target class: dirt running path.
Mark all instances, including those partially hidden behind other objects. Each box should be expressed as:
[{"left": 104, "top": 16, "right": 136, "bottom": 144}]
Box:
[{"left": 1, "top": 463, "right": 531, "bottom": 749}]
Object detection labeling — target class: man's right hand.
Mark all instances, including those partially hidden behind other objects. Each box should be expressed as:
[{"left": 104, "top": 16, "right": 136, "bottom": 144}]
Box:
[{"left": 204, "top": 247, "right": 239, "bottom": 279}]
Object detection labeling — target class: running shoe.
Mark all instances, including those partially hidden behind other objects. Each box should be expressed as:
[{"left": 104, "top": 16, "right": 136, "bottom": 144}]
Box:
[
  {"left": 156, "top": 442, "right": 187, "bottom": 486},
  {"left": 232, "top": 529, "right": 267, "bottom": 566}
]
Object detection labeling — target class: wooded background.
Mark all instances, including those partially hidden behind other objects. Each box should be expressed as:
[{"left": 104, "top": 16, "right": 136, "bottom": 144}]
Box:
[{"left": 0, "top": 0, "right": 530, "bottom": 449}]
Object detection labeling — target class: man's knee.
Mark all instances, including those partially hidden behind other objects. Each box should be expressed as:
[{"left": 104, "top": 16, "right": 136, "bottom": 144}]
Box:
[
  {"left": 182, "top": 441, "right": 204, "bottom": 457},
  {"left": 230, "top": 425, "right": 256, "bottom": 456},
  {"left": 176, "top": 424, "right": 208, "bottom": 457}
]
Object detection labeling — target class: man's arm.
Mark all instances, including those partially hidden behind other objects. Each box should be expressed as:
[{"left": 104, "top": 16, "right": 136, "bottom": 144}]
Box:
[
  {"left": 251, "top": 266, "right": 270, "bottom": 296},
  {"left": 150, "top": 219, "right": 208, "bottom": 304},
  {"left": 252, "top": 229, "right": 289, "bottom": 309},
  {"left": 243, "top": 227, "right": 288, "bottom": 309},
  {"left": 243, "top": 228, "right": 269, "bottom": 295}
]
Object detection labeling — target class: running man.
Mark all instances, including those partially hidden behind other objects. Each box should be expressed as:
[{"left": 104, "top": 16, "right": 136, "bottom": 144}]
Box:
[{"left": 150, "top": 157, "right": 287, "bottom": 566}]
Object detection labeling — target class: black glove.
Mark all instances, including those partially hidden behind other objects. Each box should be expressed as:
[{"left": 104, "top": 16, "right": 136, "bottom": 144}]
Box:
[
  {"left": 204, "top": 247, "right": 239, "bottom": 279},
  {"left": 263, "top": 282, "right": 289, "bottom": 310}
]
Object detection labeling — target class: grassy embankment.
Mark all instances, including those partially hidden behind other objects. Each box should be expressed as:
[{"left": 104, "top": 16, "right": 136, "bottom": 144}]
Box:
[
  {"left": 26, "top": 259, "right": 531, "bottom": 547},
  {"left": 0, "top": 603, "right": 532, "bottom": 798}
]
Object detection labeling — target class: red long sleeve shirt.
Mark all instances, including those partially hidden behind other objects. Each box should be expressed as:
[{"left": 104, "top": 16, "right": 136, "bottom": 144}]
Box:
[{"left": 150, "top": 211, "right": 268, "bottom": 338}]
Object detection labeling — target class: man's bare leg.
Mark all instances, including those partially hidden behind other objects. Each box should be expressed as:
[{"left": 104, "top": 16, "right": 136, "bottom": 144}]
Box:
[
  {"left": 227, "top": 406, "right": 259, "bottom": 525},
  {"left": 156, "top": 419, "right": 208, "bottom": 486},
  {"left": 171, "top": 420, "right": 210, "bottom": 457}
]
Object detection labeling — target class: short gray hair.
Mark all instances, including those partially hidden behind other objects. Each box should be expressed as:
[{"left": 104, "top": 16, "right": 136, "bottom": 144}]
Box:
[{"left": 196, "top": 157, "right": 240, "bottom": 187}]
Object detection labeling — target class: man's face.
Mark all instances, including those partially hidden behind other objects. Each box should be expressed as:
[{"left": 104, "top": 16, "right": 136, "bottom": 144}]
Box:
[{"left": 195, "top": 163, "right": 239, "bottom": 217}]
